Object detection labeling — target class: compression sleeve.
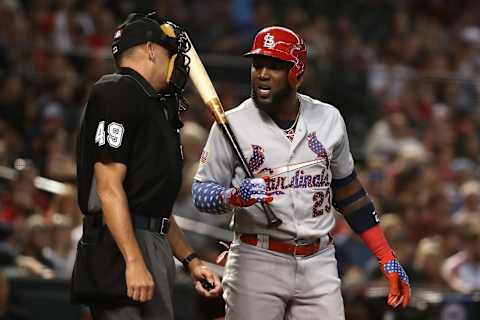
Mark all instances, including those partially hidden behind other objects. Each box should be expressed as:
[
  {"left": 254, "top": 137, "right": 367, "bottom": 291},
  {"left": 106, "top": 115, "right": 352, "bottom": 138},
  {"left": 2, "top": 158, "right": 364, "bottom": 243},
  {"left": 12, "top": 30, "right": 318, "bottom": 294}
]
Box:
[
  {"left": 359, "top": 225, "right": 395, "bottom": 264},
  {"left": 192, "top": 181, "right": 229, "bottom": 214}
]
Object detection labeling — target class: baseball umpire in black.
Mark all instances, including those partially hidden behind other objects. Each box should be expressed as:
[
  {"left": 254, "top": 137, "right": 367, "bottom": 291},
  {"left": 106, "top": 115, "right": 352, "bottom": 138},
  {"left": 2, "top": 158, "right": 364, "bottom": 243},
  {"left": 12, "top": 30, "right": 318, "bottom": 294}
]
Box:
[{"left": 72, "top": 12, "right": 222, "bottom": 320}]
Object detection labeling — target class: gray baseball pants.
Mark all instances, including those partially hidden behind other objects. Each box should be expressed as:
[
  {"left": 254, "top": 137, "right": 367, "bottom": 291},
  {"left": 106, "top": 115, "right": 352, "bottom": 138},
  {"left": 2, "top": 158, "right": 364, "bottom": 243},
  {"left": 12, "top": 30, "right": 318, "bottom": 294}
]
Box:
[
  {"left": 223, "top": 236, "right": 345, "bottom": 320},
  {"left": 90, "top": 229, "right": 176, "bottom": 320}
]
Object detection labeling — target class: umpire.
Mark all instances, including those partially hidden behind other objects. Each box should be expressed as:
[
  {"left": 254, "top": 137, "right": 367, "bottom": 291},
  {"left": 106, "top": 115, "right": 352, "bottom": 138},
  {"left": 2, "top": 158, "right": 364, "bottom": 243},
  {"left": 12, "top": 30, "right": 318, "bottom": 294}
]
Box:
[{"left": 72, "top": 12, "right": 221, "bottom": 320}]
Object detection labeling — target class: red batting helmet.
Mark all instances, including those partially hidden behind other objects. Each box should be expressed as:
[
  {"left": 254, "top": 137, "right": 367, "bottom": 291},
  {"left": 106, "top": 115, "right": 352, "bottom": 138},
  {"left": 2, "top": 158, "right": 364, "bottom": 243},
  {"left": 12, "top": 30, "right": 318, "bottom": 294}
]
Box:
[{"left": 244, "top": 26, "right": 307, "bottom": 87}]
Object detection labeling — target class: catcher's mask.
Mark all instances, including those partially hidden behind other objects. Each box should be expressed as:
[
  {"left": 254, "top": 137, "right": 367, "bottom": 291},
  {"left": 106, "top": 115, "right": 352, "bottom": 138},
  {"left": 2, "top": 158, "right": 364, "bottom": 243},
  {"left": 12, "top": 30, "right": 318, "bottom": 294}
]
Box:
[{"left": 112, "top": 11, "right": 191, "bottom": 93}]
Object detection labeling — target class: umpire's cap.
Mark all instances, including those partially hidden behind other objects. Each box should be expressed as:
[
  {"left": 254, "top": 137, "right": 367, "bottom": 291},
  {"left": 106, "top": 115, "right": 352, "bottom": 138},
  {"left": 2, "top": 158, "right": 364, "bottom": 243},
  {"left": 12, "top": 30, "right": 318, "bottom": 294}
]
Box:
[{"left": 112, "top": 12, "right": 178, "bottom": 60}]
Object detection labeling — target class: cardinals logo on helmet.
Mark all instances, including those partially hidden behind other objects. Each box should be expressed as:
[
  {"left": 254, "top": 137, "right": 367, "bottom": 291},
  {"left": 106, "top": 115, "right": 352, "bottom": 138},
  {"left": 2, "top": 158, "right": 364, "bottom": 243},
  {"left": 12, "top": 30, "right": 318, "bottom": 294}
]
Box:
[{"left": 263, "top": 33, "right": 275, "bottom": 49}]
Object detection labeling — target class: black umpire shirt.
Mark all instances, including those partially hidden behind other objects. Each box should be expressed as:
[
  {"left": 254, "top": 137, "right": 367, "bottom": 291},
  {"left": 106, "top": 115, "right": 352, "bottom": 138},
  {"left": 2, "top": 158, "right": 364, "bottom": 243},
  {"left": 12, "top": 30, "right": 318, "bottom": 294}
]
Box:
[{"left": 76, "top": 67, "right": 183, "bottom": 218}]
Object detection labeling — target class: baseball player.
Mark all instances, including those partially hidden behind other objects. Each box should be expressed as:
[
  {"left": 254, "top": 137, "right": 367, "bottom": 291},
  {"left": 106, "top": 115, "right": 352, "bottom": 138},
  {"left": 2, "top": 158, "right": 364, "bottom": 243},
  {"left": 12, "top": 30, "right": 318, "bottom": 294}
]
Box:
[{"left": 192, "top": 26, "right": 410, "bottom": 319}]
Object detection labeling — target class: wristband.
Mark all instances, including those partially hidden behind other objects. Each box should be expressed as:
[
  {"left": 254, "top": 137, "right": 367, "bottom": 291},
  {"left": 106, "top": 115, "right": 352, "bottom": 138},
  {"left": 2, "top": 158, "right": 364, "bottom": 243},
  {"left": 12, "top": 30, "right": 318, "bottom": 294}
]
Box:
[{"left": 181, "top": 252, "right": 199, "bottom": 270}]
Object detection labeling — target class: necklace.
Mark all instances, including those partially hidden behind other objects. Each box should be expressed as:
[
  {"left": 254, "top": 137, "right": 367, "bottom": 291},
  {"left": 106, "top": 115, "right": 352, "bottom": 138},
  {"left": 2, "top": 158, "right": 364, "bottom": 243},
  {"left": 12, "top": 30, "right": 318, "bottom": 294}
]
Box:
[{"left": 283, "top": 109, "right": 300, "bottom": 142}]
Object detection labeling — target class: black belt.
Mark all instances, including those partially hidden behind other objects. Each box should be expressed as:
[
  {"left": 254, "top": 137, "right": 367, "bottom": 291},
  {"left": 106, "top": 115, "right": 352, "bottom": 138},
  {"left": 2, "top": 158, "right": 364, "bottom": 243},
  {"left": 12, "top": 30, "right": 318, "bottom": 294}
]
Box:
[
  {"left": 86, "top": 214, "right": 170, "bottom": 235},
  {"left": 132, "top": 215, "right": 170, "bottom": 235}
]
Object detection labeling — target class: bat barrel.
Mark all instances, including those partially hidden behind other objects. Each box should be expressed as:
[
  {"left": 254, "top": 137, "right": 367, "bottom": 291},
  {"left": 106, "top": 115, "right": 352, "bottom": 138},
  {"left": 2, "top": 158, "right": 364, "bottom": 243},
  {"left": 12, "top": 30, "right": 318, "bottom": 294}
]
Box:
[{"left": 206, "top": 98, "right": 227, "bottom": 125}]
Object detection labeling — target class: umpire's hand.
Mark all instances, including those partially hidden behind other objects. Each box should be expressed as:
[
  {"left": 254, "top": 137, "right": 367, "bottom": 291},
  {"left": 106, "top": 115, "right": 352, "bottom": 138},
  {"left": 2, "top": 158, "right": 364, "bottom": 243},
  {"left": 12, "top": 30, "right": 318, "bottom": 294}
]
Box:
[
  {"left": 188, "top": 259, "right": 222, "bottom": 298},
  {"left": 126, "top": 259, "right": 155, "bottom": 302}
]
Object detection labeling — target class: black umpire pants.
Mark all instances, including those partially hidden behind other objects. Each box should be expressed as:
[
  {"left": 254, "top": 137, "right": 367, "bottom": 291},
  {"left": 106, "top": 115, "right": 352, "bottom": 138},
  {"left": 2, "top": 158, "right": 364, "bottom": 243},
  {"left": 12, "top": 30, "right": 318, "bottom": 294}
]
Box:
[{"left": 90, "top": 229, "right": 176, "bottom": 320}]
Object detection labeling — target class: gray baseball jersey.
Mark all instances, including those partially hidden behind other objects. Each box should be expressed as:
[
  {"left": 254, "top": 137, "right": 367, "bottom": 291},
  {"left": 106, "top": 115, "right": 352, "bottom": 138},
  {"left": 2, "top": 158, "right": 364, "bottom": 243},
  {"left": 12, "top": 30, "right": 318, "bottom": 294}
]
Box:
[{"left": 194, "top": 93, "right": 354, "bottom": 240}]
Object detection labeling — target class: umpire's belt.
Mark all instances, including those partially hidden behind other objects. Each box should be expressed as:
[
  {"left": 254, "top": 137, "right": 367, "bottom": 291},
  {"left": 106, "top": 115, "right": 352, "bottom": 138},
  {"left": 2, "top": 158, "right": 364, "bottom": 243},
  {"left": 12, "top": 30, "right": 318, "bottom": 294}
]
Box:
[
  {"left": 133, "top": 215, "right": 170, "bottom": 235},
  {"left": 239, "top": 234, "right": 332, "bottom": 257},
  {"left": 87, "top": 214, "right": 170, "bottom": 235}
]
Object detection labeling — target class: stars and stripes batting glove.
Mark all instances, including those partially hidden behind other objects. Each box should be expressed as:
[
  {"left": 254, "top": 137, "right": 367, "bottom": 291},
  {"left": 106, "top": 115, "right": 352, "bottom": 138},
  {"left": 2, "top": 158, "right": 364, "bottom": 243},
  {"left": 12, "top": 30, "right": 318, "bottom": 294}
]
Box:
[
  {"left": 192, "top": 178, "right": 273, "bottom": 214},
  {"left": 380, "top": 257, "right": 411, "bottom": 308},
  {"left": 360, "top": 225, "right": 411, "bottom": 308},
  {"left": 226, "top": 178, "right": 272, "bottom": 208}
]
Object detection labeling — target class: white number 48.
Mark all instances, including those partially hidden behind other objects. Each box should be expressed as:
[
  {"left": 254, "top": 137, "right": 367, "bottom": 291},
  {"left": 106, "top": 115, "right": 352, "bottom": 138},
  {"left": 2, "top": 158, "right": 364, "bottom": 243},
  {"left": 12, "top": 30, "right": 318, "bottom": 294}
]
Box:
[{"left": 95, "top": 121, "right": 125, "bottom": 148}]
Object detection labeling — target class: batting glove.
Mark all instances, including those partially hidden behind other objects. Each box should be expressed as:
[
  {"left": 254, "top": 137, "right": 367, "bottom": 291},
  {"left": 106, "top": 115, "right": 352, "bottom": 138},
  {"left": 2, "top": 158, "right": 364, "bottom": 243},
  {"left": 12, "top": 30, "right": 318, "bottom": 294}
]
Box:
[
  {"left": 380, "top": 258, "right": 410, "bottom": 308},
  {"left": 226, "top": 178, "right": 272, "bottom": 208}
]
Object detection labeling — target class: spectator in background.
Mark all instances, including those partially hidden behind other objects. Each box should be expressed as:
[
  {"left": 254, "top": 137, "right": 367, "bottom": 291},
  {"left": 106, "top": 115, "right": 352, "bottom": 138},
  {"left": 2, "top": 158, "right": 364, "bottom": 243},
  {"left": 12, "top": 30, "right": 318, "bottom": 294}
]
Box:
[
  {"left": 0, "top": 75, "right": 25, "bottom": 134},
  {"left": 21, "top": 214, "right": 53, "bottom": 271},
  {"left": 0, "top": 220, "right": 53, "bottom": 279},
  {"left": 53, "top": 0, "right": 75, "bottom": 54},
  {"left": 453, "top": 180, "right": 480, "bottom": 224},
  {"left": 0, "top": 119, "right": 23, "bottom": 168},
  {"left": 441, "top": 223, "right": 464, "bottom": 258},
  {"left": 364, "top": 103, "right": 422, "bottom": 159},
  {"left": 368, "top": 39, "right": 413, "bottom": 104},
  {"left": 383, "top": 147, "right": 428, "bottom": 213},
  {"left": 44, "top": 128, "right": 76, "bottom": 182},
  {"left": 422, "top": 104, "right": 456, "bottom": 151},
  {"left": 46, "top": 190, "right": 82, "bottom": 247},
  {"left": 179, "top": 121, "right": 208, "bottom": 166},
  {"left": 413, "top": 237, "right": 447, "bottom": 287},
  {"left": 86, "top": 9, "right": 116, "bottom": 51},
  {"left": 407, "top": 190, "right": 451, "bottom": 242},
  {"left": 35, "top": 190, "right": 82, "bottom": 278},
  {"left": 442, "top": 222, "right": 480, "bottom": 294},
  {"left": 0, "top": 160, "right": 48, "bottom": 234},
  {"left": 450, "top": 158, "right": 477, "bottom": 210},
  {"left": 42, "top": 213, "right": 75, "bottom": 278}
]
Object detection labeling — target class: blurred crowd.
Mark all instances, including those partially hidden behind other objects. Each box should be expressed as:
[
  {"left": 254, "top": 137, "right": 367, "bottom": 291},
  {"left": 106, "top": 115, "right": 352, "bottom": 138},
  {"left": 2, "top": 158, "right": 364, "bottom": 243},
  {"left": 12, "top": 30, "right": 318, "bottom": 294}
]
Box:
[{"left": 0, "top": 0, "right": 480, "bottom": 318}]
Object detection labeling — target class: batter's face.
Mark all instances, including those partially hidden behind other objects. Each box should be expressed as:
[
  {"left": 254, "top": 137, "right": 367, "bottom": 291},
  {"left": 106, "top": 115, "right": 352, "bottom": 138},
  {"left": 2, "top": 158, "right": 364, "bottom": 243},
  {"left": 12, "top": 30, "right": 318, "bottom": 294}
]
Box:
[{"left": 250, "top": 55, "right": 293, "bottom": 113}]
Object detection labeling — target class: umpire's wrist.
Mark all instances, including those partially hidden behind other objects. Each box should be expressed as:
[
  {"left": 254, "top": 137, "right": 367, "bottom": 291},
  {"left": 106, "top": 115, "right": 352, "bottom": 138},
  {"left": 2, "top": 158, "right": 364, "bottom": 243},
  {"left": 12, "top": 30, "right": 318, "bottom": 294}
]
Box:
[{"left": 181, "top": 252, "right": 201, "bottom": 272}]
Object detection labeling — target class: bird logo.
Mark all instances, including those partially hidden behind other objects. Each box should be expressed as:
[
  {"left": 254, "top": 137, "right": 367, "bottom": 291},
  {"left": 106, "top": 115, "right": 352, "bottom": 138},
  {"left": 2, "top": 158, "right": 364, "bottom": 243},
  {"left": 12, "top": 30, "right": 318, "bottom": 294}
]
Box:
[
  {"left": 247, "top": 145, "right": 266, "bottom": 173},
  {"left": 307, "top": 132, "right": 330, "bottom": 168}
]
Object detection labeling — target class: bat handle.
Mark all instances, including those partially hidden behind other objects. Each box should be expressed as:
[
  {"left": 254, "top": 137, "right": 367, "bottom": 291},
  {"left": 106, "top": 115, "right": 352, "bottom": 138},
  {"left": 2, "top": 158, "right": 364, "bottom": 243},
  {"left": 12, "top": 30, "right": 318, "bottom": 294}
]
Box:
[
  {"left": 261, "top": 203, "right": 282, "bottom": 227},
  {"left": 219, "top": 123, "right": 282, "bottom": 227}
]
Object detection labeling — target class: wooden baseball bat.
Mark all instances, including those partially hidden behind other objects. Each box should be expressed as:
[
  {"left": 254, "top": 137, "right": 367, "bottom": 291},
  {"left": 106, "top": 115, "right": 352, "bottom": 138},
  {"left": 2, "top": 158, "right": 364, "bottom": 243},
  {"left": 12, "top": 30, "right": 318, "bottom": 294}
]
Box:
[{"left": 185, "top": 37, "right": 282, "bottom": 227}]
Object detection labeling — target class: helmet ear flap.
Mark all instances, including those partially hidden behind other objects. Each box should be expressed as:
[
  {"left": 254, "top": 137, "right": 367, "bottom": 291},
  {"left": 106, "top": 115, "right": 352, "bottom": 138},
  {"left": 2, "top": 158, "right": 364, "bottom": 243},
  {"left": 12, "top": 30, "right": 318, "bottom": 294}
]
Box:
[
  {"left": 288, "top": 65, "right": 303, "bottom": 87},
  {"left": 288, "top": 68, "right": 297, "bottom": 87}
]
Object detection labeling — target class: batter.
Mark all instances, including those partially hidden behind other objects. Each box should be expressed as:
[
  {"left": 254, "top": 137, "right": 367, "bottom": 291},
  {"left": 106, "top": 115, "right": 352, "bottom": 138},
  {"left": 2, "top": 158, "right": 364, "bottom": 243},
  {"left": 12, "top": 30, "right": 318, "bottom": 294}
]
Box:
[{"left": 192, "top": 26, "right": 410, "bottom": 320}]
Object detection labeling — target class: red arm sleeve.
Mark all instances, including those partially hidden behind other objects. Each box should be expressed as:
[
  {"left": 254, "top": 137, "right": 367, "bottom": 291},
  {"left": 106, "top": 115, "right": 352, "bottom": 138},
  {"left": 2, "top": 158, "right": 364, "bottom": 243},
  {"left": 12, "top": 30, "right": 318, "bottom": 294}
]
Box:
[{"left": 360, "top": 225, "right": 396, "bottom": 264}]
